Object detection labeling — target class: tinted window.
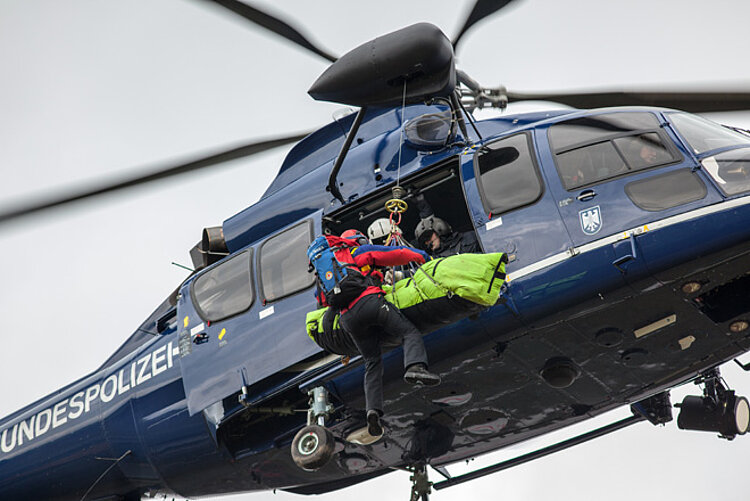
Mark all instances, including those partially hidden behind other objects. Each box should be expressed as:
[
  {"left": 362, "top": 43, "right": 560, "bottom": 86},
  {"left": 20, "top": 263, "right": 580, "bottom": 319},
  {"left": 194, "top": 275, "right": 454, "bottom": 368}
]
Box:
[
  {"left": 259, "top": 221, "right": 314, "bottom": 302},
  {"left": 549, "top": 112, "right": 680, "bottom": 190},
  {"left": 614, "top": 132, "right": 674, "bottom": 170},
  {"left": 192, "top": 251, "right": 253, "bottom": 322},
  {"left": 556, "top": 142, "right": 627, "bottom": 189},
  {"left": 668, "top": 113, "right": 750, "bottom": 154},
  {"left": 549, "top": 112, "right": 662, "bottom": 151},
  {"left": 475, "top": 133, "right": 543, "bottom": 214},
  {"left": 625, "top": 169, "right": 707, "bottom": 211},
  {"left": 701, "top": 148, "right": 750, "bottom": 196}
]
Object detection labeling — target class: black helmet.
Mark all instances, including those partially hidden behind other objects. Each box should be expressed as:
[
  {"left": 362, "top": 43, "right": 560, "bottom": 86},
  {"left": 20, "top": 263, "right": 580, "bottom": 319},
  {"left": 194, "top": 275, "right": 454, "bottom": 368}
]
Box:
[{"left": 414, "top": 216, "right": 451, "bottom": 247}]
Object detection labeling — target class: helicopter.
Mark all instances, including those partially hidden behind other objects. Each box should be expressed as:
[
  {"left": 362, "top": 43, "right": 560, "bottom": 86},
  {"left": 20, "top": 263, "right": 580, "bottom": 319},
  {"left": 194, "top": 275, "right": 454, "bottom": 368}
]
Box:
[{"left": 1, "top": 0, "right": 750, "bottom": 500}]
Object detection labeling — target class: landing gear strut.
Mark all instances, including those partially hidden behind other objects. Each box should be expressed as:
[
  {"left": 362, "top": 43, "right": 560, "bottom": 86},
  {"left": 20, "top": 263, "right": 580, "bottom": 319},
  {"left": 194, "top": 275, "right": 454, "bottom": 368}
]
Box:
[
  {"left": 409, "top": 464, "right": 432, "bottom": 501},
  {"left": 291, "top": 386, "right": 335, "bottom": 471},
  {"left": 676, "top": 368, "right": 750, "bottom": 440}
]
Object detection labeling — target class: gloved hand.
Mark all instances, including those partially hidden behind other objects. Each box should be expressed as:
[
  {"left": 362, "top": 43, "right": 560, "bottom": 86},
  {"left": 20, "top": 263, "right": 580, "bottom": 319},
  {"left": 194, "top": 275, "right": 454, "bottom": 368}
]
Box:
[{"left": 412, "top": 191, "right": 432, "bottom": 218}]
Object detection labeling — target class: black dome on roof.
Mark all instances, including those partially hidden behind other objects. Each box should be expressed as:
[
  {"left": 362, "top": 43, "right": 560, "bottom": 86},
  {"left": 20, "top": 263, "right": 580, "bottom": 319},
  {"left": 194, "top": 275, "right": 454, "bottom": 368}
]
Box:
[{"left": 308, "top": 23, "right": 456, "bottom": 107}]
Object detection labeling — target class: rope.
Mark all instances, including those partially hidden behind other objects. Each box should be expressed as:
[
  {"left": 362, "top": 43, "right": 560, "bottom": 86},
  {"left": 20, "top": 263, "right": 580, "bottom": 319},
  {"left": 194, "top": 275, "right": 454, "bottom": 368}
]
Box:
[
  {"left": 415, "top": 263, "right": 453, "bottom": 299},
  {"left": 397, "top": 79, "right": 407, "bottom": 186}
]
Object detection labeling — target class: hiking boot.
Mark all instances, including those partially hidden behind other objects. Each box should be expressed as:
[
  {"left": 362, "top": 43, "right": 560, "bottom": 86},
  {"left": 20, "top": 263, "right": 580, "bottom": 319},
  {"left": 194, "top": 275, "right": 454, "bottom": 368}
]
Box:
[
  {"left": 403, "top": 363, "right": 441, "bottom": 387},
  {"left": 367, "top": 410, "right": 383, "bottom": 437}
]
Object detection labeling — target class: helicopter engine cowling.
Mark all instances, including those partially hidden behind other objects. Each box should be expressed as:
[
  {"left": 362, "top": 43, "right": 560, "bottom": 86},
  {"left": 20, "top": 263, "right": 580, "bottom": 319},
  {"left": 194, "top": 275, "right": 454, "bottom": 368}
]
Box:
[{"left": 308, "top": 23, "right": 455, "bottom": 107}]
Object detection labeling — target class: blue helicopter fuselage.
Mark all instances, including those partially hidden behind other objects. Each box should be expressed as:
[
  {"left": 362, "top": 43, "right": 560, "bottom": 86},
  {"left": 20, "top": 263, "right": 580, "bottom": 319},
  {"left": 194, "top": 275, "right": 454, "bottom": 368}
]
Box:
[{"left": 3, "top": 105, "right": 750, "bottom": 500}]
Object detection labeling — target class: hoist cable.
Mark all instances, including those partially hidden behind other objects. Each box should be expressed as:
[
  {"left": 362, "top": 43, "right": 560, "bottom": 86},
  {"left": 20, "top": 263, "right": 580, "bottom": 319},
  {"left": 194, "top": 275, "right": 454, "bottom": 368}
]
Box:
[{"left": 397, "top": 79, "right": 407, "bottom": 186}]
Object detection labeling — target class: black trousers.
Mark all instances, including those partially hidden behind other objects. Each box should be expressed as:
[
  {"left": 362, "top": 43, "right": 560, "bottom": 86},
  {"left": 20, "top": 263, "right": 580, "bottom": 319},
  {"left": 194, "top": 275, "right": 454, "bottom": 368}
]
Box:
[{"left": 339, "top": 294, "right": 428, "bottom": 413}]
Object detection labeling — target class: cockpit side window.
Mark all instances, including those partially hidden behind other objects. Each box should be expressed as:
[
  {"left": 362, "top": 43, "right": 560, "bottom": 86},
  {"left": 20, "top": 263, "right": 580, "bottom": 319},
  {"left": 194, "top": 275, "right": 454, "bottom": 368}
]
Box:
[
  {"left": 258, "top": 220, "right": 315, "bottom": 302},
  {"left": 474, "top": 132, "right": 544, "bottom": 215},
  {"left": 192, "top": 250, "right": 254, "bottom": 322},
  {"left": 668, "top": 112, "right": 750, "bottom": 155},
  {"left": 701, "top": 149, "right": 750, "bottom": 196},
  {"left": 548, "top": 112, "right": 681, "bottom": 190}
]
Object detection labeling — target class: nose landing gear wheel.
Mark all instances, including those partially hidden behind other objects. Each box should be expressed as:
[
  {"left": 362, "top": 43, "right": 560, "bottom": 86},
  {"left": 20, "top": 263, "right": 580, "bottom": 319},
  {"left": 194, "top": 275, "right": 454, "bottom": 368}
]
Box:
[{"left": 291, "top": 425, "right": 335, "bottom": 471}]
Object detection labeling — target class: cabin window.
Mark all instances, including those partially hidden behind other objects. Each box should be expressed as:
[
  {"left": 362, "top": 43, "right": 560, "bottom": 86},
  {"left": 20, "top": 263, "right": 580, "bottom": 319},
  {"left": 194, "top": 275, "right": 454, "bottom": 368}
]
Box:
[
  {"left": 192, "top": 250, "right": 254, "bottom": 322},
  {"left": 548, "top": 112, "right": 681, "bottom": 190},
  {"left": 668, "top": 112, "right": 750, "bottom": 155},
  {"left": 259, "top": 220, "right": 315, "bottom": 302},
  {"left": 625, "top": 168, "right": 707, "bottom": 211},
  {"left": 475, "top": 132, "right": 543, "bottom": 215}
]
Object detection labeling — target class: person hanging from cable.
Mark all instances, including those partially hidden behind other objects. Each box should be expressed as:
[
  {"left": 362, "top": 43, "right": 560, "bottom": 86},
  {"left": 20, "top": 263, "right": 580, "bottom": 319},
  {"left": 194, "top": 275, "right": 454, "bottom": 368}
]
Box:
[
  {"left": 413, "top": 191, "right": 480, "bottom": 257},
  {"left": 307, "top": 229, "right": 441, "bottom": 440}
]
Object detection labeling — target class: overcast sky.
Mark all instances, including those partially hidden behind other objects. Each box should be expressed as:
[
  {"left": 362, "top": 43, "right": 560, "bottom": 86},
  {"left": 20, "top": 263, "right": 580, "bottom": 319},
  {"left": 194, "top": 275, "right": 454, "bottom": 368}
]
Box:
[{"left": 2, "top": 1, "right": 750, "bottom": 500}]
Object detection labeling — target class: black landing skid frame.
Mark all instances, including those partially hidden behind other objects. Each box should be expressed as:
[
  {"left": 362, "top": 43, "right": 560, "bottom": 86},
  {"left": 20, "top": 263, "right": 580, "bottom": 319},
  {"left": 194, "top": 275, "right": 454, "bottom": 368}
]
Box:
[{"left": 432, "top": 393, "right": 671, "bottom": 491}]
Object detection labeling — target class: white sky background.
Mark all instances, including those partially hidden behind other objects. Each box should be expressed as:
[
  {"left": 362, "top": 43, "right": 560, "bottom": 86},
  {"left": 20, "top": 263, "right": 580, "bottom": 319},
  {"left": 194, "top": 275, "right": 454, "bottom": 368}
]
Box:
[{"left": 2, "top": 0, "right": 750, "bottom": 500}]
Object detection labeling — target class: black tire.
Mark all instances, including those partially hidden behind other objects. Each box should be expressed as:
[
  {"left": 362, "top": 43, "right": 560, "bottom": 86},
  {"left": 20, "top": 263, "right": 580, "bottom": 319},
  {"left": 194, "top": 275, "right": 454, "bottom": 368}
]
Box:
[{"left": 291, "top": 425, "right": 335, "bottom": 471}]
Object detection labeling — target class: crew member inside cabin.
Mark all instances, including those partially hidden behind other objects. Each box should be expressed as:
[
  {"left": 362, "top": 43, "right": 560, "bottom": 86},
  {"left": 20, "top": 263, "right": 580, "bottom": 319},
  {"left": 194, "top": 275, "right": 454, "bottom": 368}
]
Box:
[
  {"left": 316, "top": 229, "right": 441, "bottom": 439},
  {"left": 413, "top": 192, "right": 480, "bottom": 257}
]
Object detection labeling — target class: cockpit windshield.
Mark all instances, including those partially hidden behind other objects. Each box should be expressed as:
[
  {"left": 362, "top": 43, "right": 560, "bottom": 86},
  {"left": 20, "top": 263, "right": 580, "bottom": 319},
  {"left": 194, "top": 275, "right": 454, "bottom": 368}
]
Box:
[{"left": 668, "top": 113, "right": 750, "bottom": 155}]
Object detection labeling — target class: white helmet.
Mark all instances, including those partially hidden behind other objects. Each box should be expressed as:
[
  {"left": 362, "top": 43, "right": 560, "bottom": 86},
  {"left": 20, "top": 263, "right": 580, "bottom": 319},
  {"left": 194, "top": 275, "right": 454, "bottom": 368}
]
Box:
[{"left": 367, "top": 218, "right": 401, "bottom": 244}]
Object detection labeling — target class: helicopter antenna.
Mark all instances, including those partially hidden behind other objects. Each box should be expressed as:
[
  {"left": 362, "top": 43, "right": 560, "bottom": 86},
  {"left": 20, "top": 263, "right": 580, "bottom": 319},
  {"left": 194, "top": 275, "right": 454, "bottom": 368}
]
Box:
[
  {"left": 171, "top": 262, "right": 194, "bottom": 272},
  {"left": 80, "top": 450, "right": 132, "bottom": 501}
]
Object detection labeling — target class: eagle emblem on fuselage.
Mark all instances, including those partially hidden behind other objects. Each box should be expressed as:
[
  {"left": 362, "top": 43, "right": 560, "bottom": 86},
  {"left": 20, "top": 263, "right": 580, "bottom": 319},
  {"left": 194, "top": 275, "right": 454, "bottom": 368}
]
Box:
[{"left": 579, "top": 206, "right": 602, "bottom": 235}]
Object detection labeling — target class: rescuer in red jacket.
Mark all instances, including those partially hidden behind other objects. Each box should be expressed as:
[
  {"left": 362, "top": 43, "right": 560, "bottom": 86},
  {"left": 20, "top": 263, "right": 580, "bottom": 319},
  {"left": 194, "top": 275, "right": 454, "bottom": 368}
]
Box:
[{"left": 336, "top": 229, "right": 441, "bottom": 439}]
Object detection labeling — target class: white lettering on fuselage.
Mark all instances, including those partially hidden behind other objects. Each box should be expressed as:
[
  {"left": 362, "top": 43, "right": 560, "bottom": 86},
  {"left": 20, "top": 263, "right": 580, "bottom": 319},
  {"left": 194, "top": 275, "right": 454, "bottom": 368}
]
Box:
[
  {"left": 0, "top": 341, "right": 176, "bottom": 456},
  {"left": 136, "top": 353, "right": 152, "bottom": 385}
]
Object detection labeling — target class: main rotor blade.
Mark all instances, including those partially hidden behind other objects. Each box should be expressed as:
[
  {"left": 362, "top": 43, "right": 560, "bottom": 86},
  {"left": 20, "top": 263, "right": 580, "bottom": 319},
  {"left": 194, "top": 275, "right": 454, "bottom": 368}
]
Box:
[
  {"left": 452, "top": 0, "right": 517, "bottom": 50},
  {"left": 202, "top": 0, "right": 337, "bottom": 62},
  {"left": 0, "top": 132, "right": 309, "bottom": 225},
  {"left": 506, "top": 89, "right": 750, "bottom": 113}
]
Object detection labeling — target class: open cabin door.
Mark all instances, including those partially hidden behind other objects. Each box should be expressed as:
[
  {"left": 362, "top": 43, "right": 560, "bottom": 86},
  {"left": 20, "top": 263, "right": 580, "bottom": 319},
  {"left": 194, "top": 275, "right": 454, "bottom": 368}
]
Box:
[{"left": 176, "top": 211, "right": 326, "bottom": 415}]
